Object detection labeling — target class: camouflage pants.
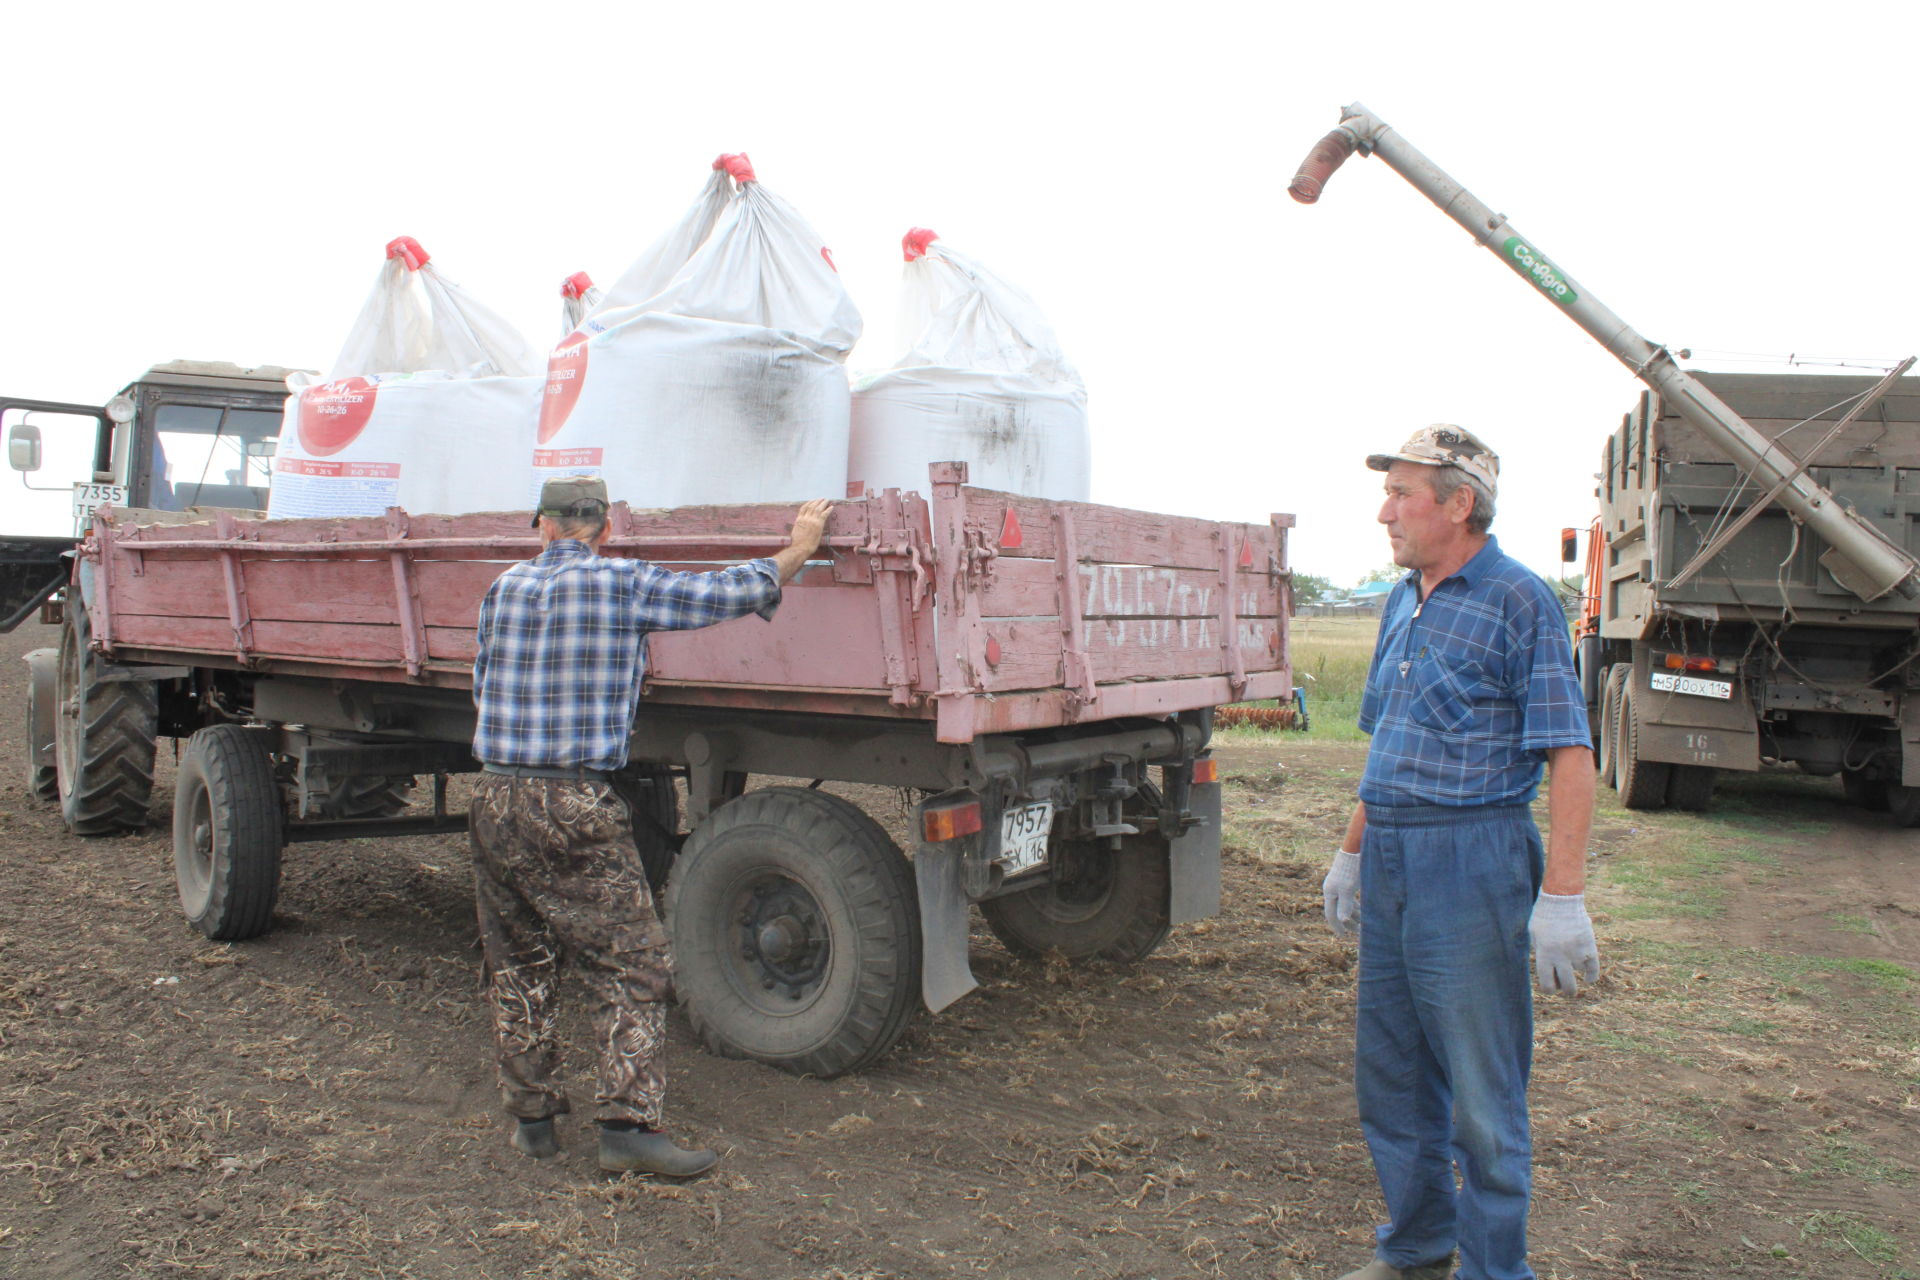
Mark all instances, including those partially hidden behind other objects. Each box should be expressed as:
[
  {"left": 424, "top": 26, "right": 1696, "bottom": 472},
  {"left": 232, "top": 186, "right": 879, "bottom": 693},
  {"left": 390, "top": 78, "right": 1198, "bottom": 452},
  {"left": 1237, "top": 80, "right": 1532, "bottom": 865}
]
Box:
[{"left": 470, "top": 775, "right": 673, "bottom": 1127}]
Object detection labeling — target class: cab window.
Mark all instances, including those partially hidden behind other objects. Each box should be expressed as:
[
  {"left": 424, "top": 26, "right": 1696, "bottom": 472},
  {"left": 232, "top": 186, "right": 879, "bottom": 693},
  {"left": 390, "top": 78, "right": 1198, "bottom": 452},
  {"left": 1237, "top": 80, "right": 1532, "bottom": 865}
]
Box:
[{"left": 147, "top": 404, "right": 279, "bottom": 511}]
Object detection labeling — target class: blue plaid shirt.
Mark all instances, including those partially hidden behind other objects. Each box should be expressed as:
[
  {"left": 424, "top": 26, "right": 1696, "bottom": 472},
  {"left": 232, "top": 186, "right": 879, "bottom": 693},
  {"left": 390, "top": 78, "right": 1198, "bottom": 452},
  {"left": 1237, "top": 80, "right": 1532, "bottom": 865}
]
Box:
[
  {"left": 472, "top": 540, "right": 782, "bottom": 771},
  {"left": 1358, "top": 536, "right": 1590, "bottom": 807}
]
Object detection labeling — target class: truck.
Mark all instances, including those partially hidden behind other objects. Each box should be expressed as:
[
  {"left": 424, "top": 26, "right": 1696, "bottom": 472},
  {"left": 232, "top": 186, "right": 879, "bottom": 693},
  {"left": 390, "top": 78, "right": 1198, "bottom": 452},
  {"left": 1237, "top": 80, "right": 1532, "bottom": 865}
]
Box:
[
  {"left": 1288, "top": 104, "right": 1920, "bottom": 820},
  {"left": 1572, "top": 372, "right": 1920, "bottom": 820},
  {"left": 5, "top": 361, "right": 1294, "bottom": 1077}
]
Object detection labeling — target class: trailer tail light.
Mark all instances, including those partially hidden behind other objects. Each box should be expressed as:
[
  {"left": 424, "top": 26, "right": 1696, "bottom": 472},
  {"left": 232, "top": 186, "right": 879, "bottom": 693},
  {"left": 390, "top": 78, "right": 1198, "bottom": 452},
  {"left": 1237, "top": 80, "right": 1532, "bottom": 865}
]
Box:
[
  {"left": 1191, "top": 757, "right": 1218, "bottom": 785},
  {"left": 922, "top": 801, "right": 983, "bottom": 843},
  {"left": 1657, "top": 651, "right": 1722, "bottom": 674}
]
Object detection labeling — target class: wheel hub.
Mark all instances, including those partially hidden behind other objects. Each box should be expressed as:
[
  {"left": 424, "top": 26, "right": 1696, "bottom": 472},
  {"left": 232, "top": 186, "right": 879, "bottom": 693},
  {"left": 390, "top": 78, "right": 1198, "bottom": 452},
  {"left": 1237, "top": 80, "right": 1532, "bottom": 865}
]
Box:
[{"left": 733, "top": 876, "right": 828, "bottom": 1000}]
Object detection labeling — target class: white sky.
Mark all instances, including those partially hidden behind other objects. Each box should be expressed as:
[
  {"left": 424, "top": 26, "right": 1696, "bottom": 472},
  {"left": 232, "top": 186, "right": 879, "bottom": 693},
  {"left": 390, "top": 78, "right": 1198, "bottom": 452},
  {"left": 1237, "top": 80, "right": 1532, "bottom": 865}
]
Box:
[{"left": 5, "top": 1, "right": 1915, "bottom": 586}]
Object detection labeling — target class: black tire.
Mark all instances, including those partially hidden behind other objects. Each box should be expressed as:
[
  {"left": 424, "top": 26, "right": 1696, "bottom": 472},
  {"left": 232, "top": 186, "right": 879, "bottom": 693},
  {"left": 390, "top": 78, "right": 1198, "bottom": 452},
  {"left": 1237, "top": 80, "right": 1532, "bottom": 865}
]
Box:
[
  {"left": 1666, "top": 764, "right": 1716, "bottom": 812},
  {"left": 979, "top": 832, "right": 1171, "bottom": 963},
  {"left": 1887, "top": 785, "right": 1920, "bottom": 828},
  {"left": 665, "top": 786, "right": 920, "bottom": 1078},
  {"left": 1842, "top": 770, "right": 1890, "bottom": 812},
  {"left": 1616, "top": 683, "right": 1671, "bottom": 811},
  {"left": 24, "top": 648, "right": 58, "bottom": 802},
  {"left": 55, "top": 606, "right": 157, "bottom": 835},
  {"left": 174, "top": 725, "right": 285, "bottom": 940},
  {"left": 315, "top": 774, "right": 415, "bottom": 820},
  {"left": 613, "top": 764, "right": 680, "bottom": 897},
  {"left": 1598, "top": 665, "right": 1627, "bottom": 792}
]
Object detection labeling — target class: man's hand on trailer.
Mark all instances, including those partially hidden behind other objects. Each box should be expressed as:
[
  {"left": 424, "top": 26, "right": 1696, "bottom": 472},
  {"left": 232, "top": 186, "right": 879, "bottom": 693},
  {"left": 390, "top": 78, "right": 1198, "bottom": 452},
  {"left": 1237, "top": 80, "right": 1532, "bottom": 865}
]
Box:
[{"left": 772, "top": 498, "right": 835, "bottom": 584}]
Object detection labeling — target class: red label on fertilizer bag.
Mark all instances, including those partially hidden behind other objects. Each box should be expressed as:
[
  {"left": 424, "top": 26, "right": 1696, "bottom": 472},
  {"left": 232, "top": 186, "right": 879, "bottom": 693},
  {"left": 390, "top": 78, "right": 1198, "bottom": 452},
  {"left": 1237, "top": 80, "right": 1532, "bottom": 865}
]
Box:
[
  {"left": 276, "top": 457, "right": 401, "bottom": 478},
  {"left": 539, "top": 331, "right": 590, "bottom": 443},
  {"left": 297, "top": 377, "right": 379, "bottom": 456}
]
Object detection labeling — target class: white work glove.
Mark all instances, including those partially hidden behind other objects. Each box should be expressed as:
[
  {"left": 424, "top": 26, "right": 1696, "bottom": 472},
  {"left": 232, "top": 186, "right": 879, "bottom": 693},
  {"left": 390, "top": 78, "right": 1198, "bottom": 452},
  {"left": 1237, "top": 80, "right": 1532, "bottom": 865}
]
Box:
[
  {"left": 1529, "top": 891, "right": 1601, "bottom": 996},
  {"left": 1321, "top": 849, "right": 1361, "bottom": 939}
]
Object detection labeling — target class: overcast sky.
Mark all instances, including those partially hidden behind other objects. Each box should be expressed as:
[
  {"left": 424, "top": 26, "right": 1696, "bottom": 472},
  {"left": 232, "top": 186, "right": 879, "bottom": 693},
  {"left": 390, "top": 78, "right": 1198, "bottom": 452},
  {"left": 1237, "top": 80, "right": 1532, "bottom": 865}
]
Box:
[{"left": 5, "top": 1, "right": 1914, "bottom": 586}]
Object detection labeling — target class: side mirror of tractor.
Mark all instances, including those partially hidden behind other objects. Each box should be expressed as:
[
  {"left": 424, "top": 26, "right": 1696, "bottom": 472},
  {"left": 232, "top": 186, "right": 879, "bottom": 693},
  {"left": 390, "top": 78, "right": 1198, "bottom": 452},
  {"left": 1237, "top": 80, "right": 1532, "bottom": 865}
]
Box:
[
  {"left": 8, "top": 423, "right": 42, "bottom": 472},
  {"left": 1560, "top": 528, "right": 1578, "bottom": 563}
]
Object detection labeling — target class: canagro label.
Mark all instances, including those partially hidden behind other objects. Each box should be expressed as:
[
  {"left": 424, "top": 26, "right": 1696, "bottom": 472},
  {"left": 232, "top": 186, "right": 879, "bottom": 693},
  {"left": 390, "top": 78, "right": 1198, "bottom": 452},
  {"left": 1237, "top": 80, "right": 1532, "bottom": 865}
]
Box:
[
  {"left": 538, "top": 330, "right": 590, "bottom": 443},
  {"left": 1501, "top": 236, "right": 1578, "bottom": 306},
  {"left": 297, "top": 377, "right": 379, "bottom": 456}
]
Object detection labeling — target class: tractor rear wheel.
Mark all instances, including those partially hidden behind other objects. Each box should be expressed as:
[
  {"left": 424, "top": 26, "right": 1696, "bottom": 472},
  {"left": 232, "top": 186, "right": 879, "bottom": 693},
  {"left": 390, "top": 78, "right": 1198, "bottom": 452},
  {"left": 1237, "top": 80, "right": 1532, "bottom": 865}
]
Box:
[{"left": 54, "top": 606, "right": 156, "bottom": 835}]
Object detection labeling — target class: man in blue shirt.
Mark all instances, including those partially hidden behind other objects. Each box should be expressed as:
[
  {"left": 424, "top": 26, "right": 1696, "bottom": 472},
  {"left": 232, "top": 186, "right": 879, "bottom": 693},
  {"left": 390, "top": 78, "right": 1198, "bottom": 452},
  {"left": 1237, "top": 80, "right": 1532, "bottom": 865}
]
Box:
[
  {"left": 471, "top": 475, "right": 831, "bottom": 1177},
  {"left": 1321, "top": 426, "right": 1599, "bottom": 1280}
]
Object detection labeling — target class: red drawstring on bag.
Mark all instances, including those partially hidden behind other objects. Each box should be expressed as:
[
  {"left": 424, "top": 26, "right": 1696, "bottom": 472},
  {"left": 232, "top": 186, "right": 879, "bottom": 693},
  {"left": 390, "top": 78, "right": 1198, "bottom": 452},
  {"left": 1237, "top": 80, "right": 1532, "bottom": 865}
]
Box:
[
  {"left": 385, "top": 236, "right": 430, "bottom": 271},
  {"left": 712, "top": 153, "right": 756, "bottom": 184},
  {"left": 902, "top": 228, "right": 939, "bottom": 262},
  {"left": 560, "top": 271, "right": 595, "bottom": 299}
]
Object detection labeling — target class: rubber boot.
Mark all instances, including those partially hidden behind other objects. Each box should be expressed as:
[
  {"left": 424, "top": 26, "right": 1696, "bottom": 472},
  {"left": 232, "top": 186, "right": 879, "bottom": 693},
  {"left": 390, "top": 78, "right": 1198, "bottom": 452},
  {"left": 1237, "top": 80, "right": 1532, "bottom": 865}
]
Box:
[
  {"left": 597, "top": 1126, "right": 718, "bottom": 1177},
  {"left": 510, "top": 1117, "right": 561, "bottom": 1160}
]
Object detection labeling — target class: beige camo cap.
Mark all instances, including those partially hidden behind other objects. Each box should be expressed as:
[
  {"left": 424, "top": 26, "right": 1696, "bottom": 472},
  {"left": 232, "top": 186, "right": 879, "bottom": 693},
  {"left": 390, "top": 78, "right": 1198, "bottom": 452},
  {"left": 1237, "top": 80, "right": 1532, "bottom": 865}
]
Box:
[
  {"left": 1366, "top": 424, "right": 1500, "bottom": 497},
  {"left": 531, "top": 474, "right": 610, "bottom": 527}
]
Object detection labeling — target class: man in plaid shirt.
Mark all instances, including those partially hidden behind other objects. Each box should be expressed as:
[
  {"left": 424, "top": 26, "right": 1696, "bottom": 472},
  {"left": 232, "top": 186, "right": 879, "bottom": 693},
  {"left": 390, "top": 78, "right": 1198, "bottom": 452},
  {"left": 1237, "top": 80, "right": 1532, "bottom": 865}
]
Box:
[
  {"left": 1320, "top": 426, "right": 1599, "bottom": 1280},
  {"left": 471, "top": 475, "right": 831, "bottom": 1177}
]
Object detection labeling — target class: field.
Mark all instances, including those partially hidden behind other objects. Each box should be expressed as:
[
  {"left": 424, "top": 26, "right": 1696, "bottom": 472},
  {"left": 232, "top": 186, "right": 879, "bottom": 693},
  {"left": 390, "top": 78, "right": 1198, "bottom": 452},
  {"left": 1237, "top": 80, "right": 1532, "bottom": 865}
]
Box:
[{"left": 2, "top": 616, "right": 1917, "bottom": 1279}]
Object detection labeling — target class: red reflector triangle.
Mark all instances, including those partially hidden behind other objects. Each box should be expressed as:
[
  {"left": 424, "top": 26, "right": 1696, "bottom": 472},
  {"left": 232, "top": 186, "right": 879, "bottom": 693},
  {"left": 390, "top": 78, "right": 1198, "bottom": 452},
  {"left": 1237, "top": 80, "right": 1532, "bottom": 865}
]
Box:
[
  {"left": 1238, "top": 538, "right": 1254, "bottom": 567},
  {"left": 999, "top": 508, "right": 1024, "bottom": 548}
]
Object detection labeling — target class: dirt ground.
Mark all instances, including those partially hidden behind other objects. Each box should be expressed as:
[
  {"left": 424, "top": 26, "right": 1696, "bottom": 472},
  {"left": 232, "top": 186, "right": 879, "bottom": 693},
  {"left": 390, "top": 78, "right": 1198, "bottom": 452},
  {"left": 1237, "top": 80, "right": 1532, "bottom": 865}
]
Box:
[{"left": 2, "top": 617, "right": 1916, "bottom": 1280}]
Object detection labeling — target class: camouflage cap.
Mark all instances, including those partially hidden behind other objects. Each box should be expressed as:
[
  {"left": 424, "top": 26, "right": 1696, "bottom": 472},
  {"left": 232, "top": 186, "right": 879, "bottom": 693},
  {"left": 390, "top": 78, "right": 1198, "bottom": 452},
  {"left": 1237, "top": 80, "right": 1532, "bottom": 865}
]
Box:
[
  {"left": 1366, "top": 424, "right": 1499, "bottom": 497},
  {"left": 531, "top": 474, "right": 610, "bottom": 527}
]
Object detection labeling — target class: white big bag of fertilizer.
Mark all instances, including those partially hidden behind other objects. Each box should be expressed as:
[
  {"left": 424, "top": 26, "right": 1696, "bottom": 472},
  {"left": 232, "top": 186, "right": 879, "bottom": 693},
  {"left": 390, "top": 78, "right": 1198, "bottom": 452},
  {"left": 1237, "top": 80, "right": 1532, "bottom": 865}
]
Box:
[
  {"left": 849, "top": 228, "right": 1090, "bottom": 500},
  {"left": 535, "top": 154, "right": 861, "bottom": 507},
  {"left": 267, "top": 236, "right": 542, "bottom": 520}
]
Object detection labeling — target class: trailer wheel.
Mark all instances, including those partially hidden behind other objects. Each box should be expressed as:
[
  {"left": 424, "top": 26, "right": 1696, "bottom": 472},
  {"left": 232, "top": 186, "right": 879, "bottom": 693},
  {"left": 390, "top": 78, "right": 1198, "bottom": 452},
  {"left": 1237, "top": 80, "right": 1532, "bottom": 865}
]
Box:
[
  {"left": 174, "top": 725, "right": 284, "bottom": 941},
  {"left": 613, "top": 764, "right": 680, "bottom": 898},
  {"left": 1615, "top": 684, "right": 1670, "bottom": 811},
  {"left": 979, "top": 832, "right": 1171, "bottom": 963},
  {"left": 24, "top": 647, "right": 59, "bottom": 802},
  {"left": 1841, "top": 770, "right": 1889, "bottom": 812},
  {"left": 1597, "top": 665, "right": 1628, "bottom": 792},
  {"left": 1666, "top": 764, "right": 1716, "bottom": 812},
  {"left": 1886, "top": 785, "right": 1920, "bottom": 828},
  {"left": 666, "top": 787, "right": 920, "bottom": 1078},
  {"left": 54, "top": 605, "right": 157, "bottom": 835}
]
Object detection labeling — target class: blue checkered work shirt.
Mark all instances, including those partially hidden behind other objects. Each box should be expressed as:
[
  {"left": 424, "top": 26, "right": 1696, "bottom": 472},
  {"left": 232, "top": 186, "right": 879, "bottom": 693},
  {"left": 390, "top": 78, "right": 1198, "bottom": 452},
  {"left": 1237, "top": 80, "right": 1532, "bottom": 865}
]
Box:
[
  {"left": 1358, "top": 535, "right": 1591, "bottom": 807},
  {"left": 472, "top": 540, "right": 782, "bottom": 771}
]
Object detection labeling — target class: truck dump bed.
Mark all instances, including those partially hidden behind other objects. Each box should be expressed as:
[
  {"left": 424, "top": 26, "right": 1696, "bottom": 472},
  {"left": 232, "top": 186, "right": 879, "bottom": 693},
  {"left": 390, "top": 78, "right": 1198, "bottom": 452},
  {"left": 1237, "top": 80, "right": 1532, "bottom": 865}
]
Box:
[
  {"left": 83, "top": 463, "right": 1293, "bottom": 743},
  {"left": 1598, "top": 372, "right": 1920, "bottom": 635}
]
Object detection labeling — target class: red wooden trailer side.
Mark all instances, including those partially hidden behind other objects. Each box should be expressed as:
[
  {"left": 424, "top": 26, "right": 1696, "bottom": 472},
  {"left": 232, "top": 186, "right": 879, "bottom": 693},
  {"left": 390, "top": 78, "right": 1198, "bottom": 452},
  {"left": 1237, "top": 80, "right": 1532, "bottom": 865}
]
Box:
[{"left": 86, "top": 462, "right": 1293, "bottom": 741}]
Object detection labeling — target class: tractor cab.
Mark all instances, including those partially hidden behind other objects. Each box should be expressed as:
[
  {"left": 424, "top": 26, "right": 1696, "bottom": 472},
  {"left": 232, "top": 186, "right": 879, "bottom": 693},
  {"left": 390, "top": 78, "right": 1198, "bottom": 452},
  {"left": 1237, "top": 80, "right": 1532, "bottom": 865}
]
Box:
[{"left": 1, "top": 360, "right": 297, "bottom": 631}]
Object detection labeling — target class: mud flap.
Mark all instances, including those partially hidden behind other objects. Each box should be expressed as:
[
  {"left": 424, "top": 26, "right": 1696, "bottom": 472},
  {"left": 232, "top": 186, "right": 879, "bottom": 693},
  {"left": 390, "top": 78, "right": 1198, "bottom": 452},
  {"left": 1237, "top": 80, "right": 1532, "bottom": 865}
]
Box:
[
  {"left": 1168, "top": 779, "right": 1222, "bottom": 925},
  {"left": 913, "top": 841, "right": 978, "bottom": 1013}
]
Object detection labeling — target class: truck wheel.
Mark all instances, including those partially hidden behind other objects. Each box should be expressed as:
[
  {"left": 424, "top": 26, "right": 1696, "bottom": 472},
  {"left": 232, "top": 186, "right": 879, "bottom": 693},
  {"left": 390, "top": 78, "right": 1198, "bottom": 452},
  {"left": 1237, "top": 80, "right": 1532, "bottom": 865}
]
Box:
[
  {"left": 1886, "top": 786, "right": 1920, "bottom": 828},
  {"left": 666, "top": 787, "right": 920, "bottom": 1078},
  {"left": 55, "top": 606, "right": 157, "bottom": 835},
  {"left": 979, "top": 832, "right": 1171, "bottom": 963},
  {"left": 1615, "top": 684, "right": 1670, "bottom": 811},
  {"left": 24, "top": 647, "right": 58, "bottom": 802},
  {"left": 1597, "top": 665, "right": 1627, "bottom": 792},
  {"left": 174, "top": 725, "right": 284, "bottom": 941},
  {"left": 1666, "top": 764, "right": 1716, "bottom": 812},
  {"left": 1841, "top": 770, "right": 1889, "bottom": 812}
]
